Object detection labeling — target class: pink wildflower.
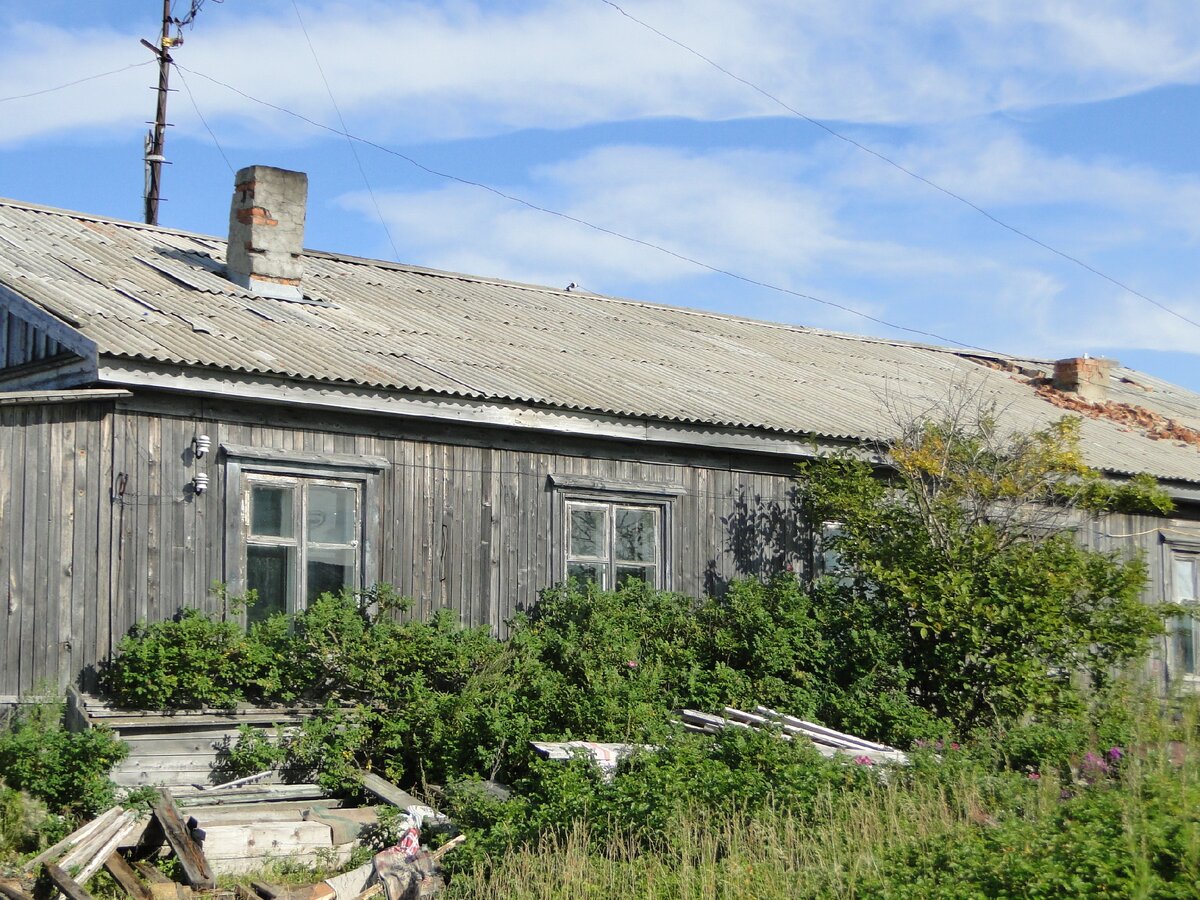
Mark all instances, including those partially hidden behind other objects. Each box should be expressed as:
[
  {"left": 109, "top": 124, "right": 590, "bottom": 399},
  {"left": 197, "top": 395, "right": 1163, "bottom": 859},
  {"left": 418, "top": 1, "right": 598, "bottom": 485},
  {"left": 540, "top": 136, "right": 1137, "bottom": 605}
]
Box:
[{"left": 853, "top": 755, "right": 874, "bottom": 766}]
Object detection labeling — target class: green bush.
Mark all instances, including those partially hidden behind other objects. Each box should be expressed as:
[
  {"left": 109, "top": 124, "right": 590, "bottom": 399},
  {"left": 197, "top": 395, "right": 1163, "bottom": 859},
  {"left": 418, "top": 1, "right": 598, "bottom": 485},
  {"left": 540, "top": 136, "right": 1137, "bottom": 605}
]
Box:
[
  {"left": 0, "top": 700, "right": 126, "bottom": 818},
  {"left": 100, "top": 607, "right": 265, "bottom": 709}
]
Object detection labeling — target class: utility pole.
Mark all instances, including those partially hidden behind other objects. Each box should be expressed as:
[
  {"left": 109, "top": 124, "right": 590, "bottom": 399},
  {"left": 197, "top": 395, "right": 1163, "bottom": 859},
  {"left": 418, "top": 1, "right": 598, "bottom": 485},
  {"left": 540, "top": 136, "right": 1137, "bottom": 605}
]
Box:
[{"left": 141, "top": 0, "right": 177, "bottom": 226}]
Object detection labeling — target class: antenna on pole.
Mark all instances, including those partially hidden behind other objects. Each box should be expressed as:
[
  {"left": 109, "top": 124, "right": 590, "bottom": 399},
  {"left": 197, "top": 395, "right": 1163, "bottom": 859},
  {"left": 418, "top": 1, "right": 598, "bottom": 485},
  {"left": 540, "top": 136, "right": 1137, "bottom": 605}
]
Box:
[{"left": 141, "top": 0, "right": 177, "bottom": 226}]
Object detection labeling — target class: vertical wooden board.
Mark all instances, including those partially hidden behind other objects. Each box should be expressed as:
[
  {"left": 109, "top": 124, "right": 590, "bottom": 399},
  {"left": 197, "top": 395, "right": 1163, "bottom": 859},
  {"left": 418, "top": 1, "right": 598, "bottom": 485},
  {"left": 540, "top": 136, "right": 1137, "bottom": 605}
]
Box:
[
  {"left": 96, "top": 406, "right": 115, "bottom": 675},
  {"left": 478, "top": 446, "right": 496, "bottom": 632},
  {"left": 202, "top": 417, "right": 220, "bottom": 609},
  {"left": 0, "top": 408, "right": 18, "bottom": 697},
  {"left": 73, "top": 407, "right": 99, "bottom": 691},
  {"left": 515, "top": 451, "right": 537, "bottom": 616},
  {"left": 498, "top": 449, "right": 519, "bottom": 633},
  {"left": 18, "top": 405, "right": 43, "bottom": 695},
  {"left": 55, "top": 412, "right": 76, "bottom": 690},
  {"left": 417, "top": 441, "right": 435, "bottom": 616},
  {"left": 145, "top": 415, "right": 162, "bottom": 619},
  {"left": 430, "top": 442, "right": 447, "bottom": 609}
]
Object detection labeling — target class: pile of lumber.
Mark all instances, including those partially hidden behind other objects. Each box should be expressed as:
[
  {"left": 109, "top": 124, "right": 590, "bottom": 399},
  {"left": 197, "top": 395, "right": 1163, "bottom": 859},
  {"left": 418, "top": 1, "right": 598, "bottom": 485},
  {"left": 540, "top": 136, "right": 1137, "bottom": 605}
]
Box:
[
  {"left": 3, "top": 788, "right": 215, "bottom": 900},
  {"left": 1, "top": 771, "right": 462, "bottom": 900},
  {"left": 65, "top": 688, "right": 309, "bottom": 789},
  {"left": 677, "top": 706, "right": 910, "bottom": 764}
]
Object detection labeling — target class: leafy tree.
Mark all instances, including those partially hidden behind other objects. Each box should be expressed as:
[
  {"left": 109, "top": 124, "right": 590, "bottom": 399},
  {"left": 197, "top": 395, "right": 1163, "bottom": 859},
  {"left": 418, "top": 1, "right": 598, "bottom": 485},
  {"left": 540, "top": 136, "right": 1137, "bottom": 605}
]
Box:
[{"left": 799, "top": 403, "right": 1168, "bottom": 734}]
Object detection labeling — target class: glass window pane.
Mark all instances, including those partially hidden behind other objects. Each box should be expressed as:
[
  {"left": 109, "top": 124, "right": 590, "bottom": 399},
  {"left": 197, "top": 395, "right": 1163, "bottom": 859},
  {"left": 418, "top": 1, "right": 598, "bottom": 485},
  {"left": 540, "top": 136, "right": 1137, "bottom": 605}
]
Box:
[
  {"left": 616, "top": 565, "right": 655, "bottom": 588},
  {"left": 247, "top": 544, "right": 294, "bottom": 625},
  {"left": 1172, "top": 614, "right": 1197, "bottom": 676},
  {"left": 251, "top": 485, "right": 294, "bottom": 538},
  {"left": 308, "top": 485, "right": 357, "bottom": 545},
  {"left": 1173, "top": 556, "right": 1196, "bottom": 603},
  {"left": 568, "top": 562, "right": 604, "bottom": 588},
  {"left": 307, "top": 548, "right": 356, "bottom": 603},
  {"left": 615, "top": 507, "right": 656, "bottom": 563},
  {"left": 570, "top": 506, "right": 607, "bottom": 559}
]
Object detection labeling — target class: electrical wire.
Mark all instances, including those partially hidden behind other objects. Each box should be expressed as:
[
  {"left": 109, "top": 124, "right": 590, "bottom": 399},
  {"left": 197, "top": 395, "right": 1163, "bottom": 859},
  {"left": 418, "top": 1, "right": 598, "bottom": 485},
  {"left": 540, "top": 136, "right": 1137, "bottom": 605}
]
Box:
[
  {"left": 174, "top": 64, "right": 234, "bottom": 174},
  {"left": 289, "top": 0, "right": 402, "bottom": 263},
  {"left": 597, "top": 0, "right": 1200, "bottom": 334},
  {"left": 0, "top": 61, "right": 155, "bottom": 104},
  {"left": 175, "top": 62, "right": 996, "bottom": 353}
]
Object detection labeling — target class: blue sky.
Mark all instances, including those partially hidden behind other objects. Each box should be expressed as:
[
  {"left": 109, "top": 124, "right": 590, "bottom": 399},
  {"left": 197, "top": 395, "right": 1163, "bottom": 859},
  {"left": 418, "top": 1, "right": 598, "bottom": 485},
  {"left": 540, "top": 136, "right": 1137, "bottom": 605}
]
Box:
[{"left": 3, "top": 1, "right": 1200, "bottom": 389}]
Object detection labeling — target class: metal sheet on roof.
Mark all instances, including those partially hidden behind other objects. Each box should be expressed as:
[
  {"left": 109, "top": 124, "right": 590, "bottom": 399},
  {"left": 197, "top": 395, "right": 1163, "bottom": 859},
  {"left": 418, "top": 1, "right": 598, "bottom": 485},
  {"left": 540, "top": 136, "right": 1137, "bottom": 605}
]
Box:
[{"left": 1, "top": 198, "right": 1199, "bottom": 484}]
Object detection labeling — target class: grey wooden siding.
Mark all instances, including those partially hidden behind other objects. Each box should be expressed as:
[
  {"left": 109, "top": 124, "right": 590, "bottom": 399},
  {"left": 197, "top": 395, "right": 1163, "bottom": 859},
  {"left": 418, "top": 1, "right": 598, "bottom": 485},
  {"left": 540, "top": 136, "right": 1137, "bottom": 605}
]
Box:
[
  {"left": 0, "top": 307, "right": 67, "bottom": 370},
  {"left": 5, "top": 388, "right": 1199, "bottom": 702},
  {"left": 0, "top": 400, "right": 114, "bottom": 701}
]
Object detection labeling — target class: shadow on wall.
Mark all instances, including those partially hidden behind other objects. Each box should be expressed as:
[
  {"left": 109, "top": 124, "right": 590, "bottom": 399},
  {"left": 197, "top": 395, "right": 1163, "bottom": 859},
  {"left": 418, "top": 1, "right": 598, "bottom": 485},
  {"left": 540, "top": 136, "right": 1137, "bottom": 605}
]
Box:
[{"left": 705, "top": 484, "right": 808, "bottom": 597}]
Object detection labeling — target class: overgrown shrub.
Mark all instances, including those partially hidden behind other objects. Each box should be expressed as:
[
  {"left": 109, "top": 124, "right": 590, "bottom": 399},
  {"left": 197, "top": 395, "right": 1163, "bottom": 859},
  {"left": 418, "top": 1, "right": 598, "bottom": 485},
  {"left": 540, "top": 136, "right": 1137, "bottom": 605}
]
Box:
[
  {"left": 100, "top": 607, "right": 267, "bottom": 709},
  {"left": 0, "top": 700, "right": 126, "bottom": 818}
]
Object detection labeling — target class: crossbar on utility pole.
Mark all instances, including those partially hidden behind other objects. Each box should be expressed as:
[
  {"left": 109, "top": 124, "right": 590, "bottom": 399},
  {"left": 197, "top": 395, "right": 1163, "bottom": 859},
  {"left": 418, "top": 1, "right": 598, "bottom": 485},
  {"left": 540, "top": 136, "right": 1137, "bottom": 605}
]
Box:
[{"left": 143, "top": 0, "right": 174, "bottom": 226}]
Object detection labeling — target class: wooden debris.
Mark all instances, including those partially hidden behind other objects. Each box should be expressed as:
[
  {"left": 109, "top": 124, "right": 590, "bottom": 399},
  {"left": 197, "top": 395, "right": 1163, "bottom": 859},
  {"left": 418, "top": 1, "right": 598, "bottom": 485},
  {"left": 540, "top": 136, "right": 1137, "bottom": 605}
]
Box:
[
  {"left": 151, "top": 789, "right": 215, "bottom": 890},
  {"left": 358, "top": 773, "right": 423, "bottom": 810},
  {"left": 430, "top": 835, "right": 466, "bottom": 861},
  {"left": 44, "top": 864, "right": 96, "bottom": 900},
  {"left": 0, "top": 881, "right": 35, "bottom": 900},
  {"left": 676, "top": 707, "right": 910, "bottom": 765},
  {"left": 103, "top": 852, "right": 154, "bottom": 900},
  {"left": 530, "top": 741, "right": 650, "bottom": 777},
  {"left": 201, "top": 771, "right": 274, "bottom": 792},
  {"left": 321, "top": 862, "right": 375, "bottom": 900},
  {"left": 130, "top": 862, "right": 173, "bottom": 885},
  {"left": 148, "top": 884, "right": 191, "bottom": 900},
  {"left": 351, "top": 886, "right": 381, "bottom": 900},
  {"left": 73, "top": 812, "right": 144, "bottom": 887},
  {"left": 23, "top": 807, "right": 123, "bottom": 872}
]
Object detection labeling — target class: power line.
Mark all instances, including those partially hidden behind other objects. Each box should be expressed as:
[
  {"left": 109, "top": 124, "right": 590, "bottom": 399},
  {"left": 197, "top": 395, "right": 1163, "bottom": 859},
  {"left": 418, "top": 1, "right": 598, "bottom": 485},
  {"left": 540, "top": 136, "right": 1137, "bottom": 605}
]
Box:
[
  {"left": 597, "top": 0, "right": 1200, "bottom": 334},
  {"left": 175, "top": 63, "right": 993, "bottom": 353},
  {"left": 174, "top": 64, "right": 233, "bottom": 173},
  {"left": 288, "top": 0, "right": 402, "bottom": 263},
  {"left": 0, "top": 61, "right": 154, "bottom": 104}
]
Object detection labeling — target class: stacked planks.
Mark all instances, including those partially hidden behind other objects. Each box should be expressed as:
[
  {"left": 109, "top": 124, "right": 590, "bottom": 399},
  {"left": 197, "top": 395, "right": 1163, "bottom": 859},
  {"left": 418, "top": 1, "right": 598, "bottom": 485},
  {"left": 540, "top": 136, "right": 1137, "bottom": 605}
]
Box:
[{"left": 677, "top": 706, "right": 910, "bottom": 764}]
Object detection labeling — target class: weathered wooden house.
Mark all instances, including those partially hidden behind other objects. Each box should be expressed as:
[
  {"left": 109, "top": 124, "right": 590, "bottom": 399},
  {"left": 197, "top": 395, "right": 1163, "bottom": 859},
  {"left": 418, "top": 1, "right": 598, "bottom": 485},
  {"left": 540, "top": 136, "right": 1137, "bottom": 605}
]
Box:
[{"left": 2, "top": 165, "right": 1200, "bottom": 703}]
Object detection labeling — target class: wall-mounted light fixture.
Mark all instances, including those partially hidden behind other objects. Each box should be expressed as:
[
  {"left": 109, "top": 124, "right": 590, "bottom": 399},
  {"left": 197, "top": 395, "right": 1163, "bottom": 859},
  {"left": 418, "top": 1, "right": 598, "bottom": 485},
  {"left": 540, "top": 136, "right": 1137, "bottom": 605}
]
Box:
[
  {"left": 193, "top": 434, "right": 212, "bottom": 458},
  {"left": 193, "top": 472, "right": 209, "bottom": 494}
]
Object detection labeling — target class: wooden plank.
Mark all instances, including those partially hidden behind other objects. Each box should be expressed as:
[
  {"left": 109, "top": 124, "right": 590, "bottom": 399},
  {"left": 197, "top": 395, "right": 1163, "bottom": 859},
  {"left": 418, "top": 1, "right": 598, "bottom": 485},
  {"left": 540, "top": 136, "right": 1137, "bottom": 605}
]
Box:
[
  {"left": 193, "top": 820, "right": 332, "bottom": 861},
  {"left": 103, "top": 854, "right": 153, "bottom": 900},
  {"left": 44, "top": 864, "right": 95, "bottom": 900},
  {"left": 23, "top": 807, "right": 123, "bottom": 873},
  {"left": 358, "top": 771, "right": 424, "bottom": 809},
  {"left": 73, "top": 814, "right": 143, "bottom": 886},
  {"left": 58, "top": 810, "right": 136, "bottom": 876},
  {"left": 150, "top": 790, "right": 214, "bottom": 890},
  {"left": 130, "top": 862, "right": 172, "bottom": 885},
  {"left": 0, "top": 881, "right": 35, "bottom": 900}
]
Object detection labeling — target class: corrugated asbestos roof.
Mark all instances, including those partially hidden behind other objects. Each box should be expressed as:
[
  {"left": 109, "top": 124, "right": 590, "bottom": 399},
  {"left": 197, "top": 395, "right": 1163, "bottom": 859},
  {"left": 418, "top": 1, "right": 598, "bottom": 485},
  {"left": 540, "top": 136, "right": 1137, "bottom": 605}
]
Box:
[{"left": 2, "top": 197, "right": 1199, "bottom": 484}]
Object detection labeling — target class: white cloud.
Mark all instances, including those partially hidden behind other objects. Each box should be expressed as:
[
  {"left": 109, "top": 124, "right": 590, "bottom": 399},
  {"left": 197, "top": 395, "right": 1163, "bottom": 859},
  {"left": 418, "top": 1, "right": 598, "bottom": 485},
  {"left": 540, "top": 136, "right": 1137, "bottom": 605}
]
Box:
[
  {"left": 339, "top": 132, "right": 1200, "bottom": 357},
  {"left": 3, "top": 1, "right": 1200, "bottom": 145}
]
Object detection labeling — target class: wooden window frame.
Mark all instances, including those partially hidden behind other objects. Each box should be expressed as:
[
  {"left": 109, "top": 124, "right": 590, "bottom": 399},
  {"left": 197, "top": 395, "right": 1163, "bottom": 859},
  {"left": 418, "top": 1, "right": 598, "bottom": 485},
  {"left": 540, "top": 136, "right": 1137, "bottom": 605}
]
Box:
[
  {"left": 222, "top": 444, "right": 386, "bottom": 619},
  {"left": 549, "top": 473, "right": 679, "bottom": 591},
  {"left": 1165, "top": 537, "right": 1200, "bottom": 686}
]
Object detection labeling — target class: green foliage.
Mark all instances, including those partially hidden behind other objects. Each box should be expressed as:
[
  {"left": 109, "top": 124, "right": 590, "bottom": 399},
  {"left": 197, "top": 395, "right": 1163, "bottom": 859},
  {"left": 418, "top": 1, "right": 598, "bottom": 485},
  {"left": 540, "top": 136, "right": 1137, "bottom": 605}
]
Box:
[
  {"left": 0, "top": 700, "right": 126, "bottom": 819},
  {"left": 100, "top": 606, "right": 266, "bottom": 709},
  {"left": 799, "top": 409, "right": 1166, "bottom": 734},
  {"left": 0, "top": 781, "right": 51, "bottom": 859}
]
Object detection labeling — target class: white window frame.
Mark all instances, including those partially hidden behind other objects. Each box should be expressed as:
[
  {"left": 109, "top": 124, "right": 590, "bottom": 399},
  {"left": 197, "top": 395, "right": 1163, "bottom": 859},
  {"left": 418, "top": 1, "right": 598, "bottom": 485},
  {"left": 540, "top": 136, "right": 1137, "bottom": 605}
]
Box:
[
  {"left": 549, "top": 473, "right": 681, "bottom": 591},
  {"left": 222, "top": 444, "right": 386, "bottom": 621}
]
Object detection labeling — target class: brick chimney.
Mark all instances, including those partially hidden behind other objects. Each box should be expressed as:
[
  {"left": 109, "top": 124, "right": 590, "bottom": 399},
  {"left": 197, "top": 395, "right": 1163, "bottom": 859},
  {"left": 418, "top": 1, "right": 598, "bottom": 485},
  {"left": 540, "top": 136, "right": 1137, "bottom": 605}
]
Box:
[
  {"left": 226, "top": 165, "right": 307, "bottom": 300},
  {"left": 1053, "top": 356, "right": 1116, "bottom": 403}
]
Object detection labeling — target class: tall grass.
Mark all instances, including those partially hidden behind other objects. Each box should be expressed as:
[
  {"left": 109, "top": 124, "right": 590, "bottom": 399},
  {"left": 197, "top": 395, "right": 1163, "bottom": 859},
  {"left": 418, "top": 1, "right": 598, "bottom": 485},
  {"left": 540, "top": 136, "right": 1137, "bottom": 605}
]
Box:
[{"left": 446, "top": 697, "right": 1200, "bottom": 898}]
